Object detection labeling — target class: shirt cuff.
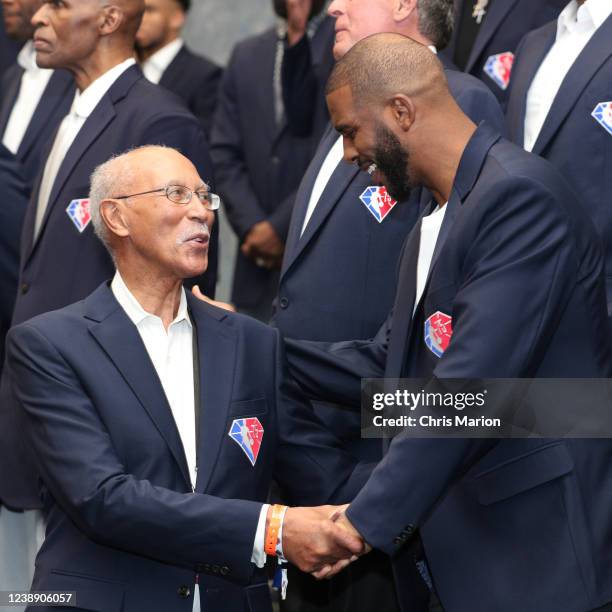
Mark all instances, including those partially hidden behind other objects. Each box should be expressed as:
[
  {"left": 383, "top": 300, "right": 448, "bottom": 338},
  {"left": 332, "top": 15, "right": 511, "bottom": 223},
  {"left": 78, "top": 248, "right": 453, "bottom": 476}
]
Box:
[{"left": 251, "top": 504, "right": 269, "bottom": 568}]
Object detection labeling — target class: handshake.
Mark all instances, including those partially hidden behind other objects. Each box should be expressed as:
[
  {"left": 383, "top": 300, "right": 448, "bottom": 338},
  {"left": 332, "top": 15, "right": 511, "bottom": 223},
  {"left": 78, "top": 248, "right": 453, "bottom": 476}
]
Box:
[{"left": 275, "top": 504, "right": 372, "bottom": 579}]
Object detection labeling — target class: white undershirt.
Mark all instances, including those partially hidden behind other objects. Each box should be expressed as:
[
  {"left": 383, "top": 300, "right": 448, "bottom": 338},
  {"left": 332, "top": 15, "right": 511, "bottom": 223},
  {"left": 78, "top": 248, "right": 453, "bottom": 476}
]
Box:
[
  {"left": 33, "top": 57, "right": 137, "bottom": 239},
  {"left": 2, "top": 41, "right": 54, "bottom": 154},
  {"left": 110, "top": 272, "right": 268, "bottom": 601},
  {"left": 523, "top": 0, "right": 612, "bottom": 152},
  {"left": 142, "top": 38, "right": 183, "bottom": 84},
  {"left": 414, "top": 204, "right": 447, "bottom": 316}
]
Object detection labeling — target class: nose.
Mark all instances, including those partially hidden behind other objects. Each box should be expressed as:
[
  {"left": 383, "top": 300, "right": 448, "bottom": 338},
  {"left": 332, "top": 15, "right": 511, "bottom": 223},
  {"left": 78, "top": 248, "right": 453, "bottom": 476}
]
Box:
[
  {"left": 31, "top": 3, "right": 47, "bottom": 27},
  {"left": 342, "top": 136, "right": 359, "bottom": 165},
  {"left": 328, "top": 0, "right": 343, "bottom": 18},
  {"left": 187, "top": 198, "right": 215, "bottom": 228}
]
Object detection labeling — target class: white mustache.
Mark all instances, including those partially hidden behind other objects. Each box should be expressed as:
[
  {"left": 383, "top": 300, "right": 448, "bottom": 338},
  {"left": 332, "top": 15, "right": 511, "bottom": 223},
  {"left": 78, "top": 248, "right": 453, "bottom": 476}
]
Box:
[{"left": 176, "top": 222, "right": 210, "bottom": 245}]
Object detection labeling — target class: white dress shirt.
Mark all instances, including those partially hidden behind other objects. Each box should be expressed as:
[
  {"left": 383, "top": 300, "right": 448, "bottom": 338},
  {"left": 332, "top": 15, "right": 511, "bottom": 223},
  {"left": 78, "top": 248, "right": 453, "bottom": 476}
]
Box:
[
  {"left": 2, "top": 41, "right": 54, "bottom": 155},
  {"left": 33, "top": 58, "right": 136, "bottom": 238},
  {"left": 523, "top": 0, "right": 612, "bottom": 152},
  {"left": 301, "top": 135, "right": 344, "bottom": 236},
  {"left": 414, "top": 204, "right": 447, "bottom": 316},
  {"left": 110, "top": 272, "right": 268, "bottom": 606},
  {"left": 142, "top": 38, "right": 183, "bottom": 84}
]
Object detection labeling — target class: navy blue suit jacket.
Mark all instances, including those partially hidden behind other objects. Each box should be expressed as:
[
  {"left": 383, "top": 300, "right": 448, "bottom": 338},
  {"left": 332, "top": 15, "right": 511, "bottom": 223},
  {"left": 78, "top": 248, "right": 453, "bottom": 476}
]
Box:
[
  {"left": 3, "top": 284, "right": 368, "bottom": 612},
  {"left": 159, "top": 44, "right": 222, "bottom": 139},
  {"left": 506, "top": 14, "right": 612, "bottom": 319},
  {"left": 441, "top": 0, "right": 565, "bottom": 102},
  {"left": 0, "top": 65, "right": 217, "bottom": 508},
  {"left": 286, "top": 124, "right": 612, "bottom": 612},
  {"left": 0, "top": 144, "right": 28, "bottom": 366},
  {"left": 272, "top": 70, "right": 504, "bottom": 458},
  {"left": 0, "top": 61, "right": 74, "bottom": 186},
  {"left": 0, "top": 12, "right": 19, "bottom": 76},
  {"left": 210, "top": 23, "right": 334, "bottom": 312}
]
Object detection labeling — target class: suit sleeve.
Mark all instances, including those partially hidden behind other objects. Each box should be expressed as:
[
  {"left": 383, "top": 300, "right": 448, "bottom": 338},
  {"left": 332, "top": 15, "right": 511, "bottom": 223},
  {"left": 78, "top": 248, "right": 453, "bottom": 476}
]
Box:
[
  {"left": 346, "top": 175, "right": 582, "bottom": 554},
  {"left": 191, "top": 64, "right": 223, "bottom": 140},
  {"left": 453, "top": 77, "right": 507, "bottom": 136},
  {"left": 272, "top": 329, "right": 373, "bottom": 505},
  {"left": 5, "top": 323, "right": 263, "bottom": 585},
  {"left": 209, "top": 50, "right": 268, "bottom": 240}
]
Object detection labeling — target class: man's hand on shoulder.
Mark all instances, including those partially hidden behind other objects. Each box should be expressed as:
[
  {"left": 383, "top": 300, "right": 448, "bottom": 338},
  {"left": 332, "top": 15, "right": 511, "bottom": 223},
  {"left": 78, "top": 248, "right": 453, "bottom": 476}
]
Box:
[{"left": 191, "top": 286, "right": 236, "bottom": 312}]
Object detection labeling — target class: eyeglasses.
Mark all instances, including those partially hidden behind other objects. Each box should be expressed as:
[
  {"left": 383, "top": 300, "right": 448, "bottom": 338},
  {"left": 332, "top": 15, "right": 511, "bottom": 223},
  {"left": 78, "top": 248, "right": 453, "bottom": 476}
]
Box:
[{"left": 112, "top": 184, "right": 220, "bottom": 210}]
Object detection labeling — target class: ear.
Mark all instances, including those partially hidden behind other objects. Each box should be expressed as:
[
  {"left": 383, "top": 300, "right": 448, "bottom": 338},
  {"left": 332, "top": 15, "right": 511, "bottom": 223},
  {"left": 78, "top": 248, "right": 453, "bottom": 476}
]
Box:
[
  {"left": 387, "top": 94, "right": 415, "bottom": 132},
  {"left": 99, "top": 5, "right": 124, "bottom": 36},
  {"left": 169, "top": 7, "right": 186, "bottom": 32},
  {"left": 100, "top": 199, "right": 130, "bottom": 238},
  {"left": 393, "top": 0, "right": 417, "bottom": 24}
]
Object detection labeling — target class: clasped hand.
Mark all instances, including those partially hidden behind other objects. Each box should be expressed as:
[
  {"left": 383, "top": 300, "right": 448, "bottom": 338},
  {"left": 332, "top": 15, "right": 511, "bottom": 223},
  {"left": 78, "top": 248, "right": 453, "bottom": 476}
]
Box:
[{"left": 282, "top": 504, "right": 372, "bottom": 580}]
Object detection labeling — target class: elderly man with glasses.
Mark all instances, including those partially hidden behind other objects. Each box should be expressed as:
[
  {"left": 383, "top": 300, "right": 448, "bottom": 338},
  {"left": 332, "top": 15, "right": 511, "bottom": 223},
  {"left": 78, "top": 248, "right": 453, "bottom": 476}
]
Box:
[{"left": 3, "top": 145, "right": 371, "bottom": 612}]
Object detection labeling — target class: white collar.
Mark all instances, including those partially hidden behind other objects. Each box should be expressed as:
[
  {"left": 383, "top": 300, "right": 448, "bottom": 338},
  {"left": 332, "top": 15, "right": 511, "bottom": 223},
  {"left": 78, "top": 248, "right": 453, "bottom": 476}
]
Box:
[
  {"left": 143, "top": 38, "right": 183, "bottom": 75},
  {"left": 557, "top": 0, "right": 612, "bottom": 37},
  {"left": 71, "top": 57, "right": 136, "bottom": 119},
  {"left": 111, "top": 271, "right": 191, "bottom": 329}
]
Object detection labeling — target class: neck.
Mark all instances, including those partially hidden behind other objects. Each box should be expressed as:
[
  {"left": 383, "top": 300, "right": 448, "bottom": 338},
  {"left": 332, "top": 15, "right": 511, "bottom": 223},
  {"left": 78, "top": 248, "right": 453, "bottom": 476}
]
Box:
[
  {"left": 418, "top": 107, "right": 477, "bottom": 204},
  {"left": 72, "top": 44, "right": 134, "bottom": 91},
  {"left": 117, "top": 264, "right": 184, "bottom": 330},
  {"left": 138, "top": 35, "right": 180, "bottom": 63}
]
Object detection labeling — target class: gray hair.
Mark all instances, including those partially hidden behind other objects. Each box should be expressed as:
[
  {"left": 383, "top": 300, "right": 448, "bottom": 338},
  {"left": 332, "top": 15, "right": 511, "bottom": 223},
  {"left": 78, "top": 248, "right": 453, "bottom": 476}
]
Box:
[
  {"left": 417, "top": 0, "right": 454, "bottom": 50},
  {"left": 88, "top": 145, "right": 170, "bottom": 256}
]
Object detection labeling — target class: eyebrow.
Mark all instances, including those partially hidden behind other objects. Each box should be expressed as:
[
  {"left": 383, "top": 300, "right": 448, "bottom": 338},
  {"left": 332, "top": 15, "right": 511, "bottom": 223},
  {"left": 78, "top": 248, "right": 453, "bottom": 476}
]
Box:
[
  {"left": 165, "top": 180, "right": 209, "bottom": 191},
  {"left": 335, "top": 123, "right": 356, "bottom": 136}
]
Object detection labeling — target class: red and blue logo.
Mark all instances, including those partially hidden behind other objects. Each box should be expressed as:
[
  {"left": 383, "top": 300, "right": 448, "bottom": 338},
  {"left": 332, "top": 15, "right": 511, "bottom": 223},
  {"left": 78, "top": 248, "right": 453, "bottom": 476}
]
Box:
[
  {"left": 483, "top": 52, "right": 514, "bottom": 91},
  {"left": 359, "top": 186, "right": 398, "bottom": 223},
  {"left": 424, "top": 311, "right": 453, "bottom": 358},
  {"left": 591, "top": 101, "right": 612, "bottom": 136},
  {"left": 66, "top": 198, "right": 91, "bottom": 233},
  {"left": 228, "top": 417, "right": 264, "bottom": 466}
]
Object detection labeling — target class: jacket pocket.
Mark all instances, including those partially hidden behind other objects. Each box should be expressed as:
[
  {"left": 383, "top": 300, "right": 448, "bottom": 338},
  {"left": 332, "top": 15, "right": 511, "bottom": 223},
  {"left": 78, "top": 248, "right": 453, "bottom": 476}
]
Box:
[
  {"left": 474, "top": 442, "right": 574, "bottom": 506},
  {"left": 47, "top": 570, "right": 124, "bottom": 611}
]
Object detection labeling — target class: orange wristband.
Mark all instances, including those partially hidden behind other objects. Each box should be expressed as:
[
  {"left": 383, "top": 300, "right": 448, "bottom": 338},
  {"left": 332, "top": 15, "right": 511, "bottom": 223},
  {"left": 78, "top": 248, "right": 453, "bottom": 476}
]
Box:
[{"left": 264, "top": 504, "right": 287, "bottom": 556}]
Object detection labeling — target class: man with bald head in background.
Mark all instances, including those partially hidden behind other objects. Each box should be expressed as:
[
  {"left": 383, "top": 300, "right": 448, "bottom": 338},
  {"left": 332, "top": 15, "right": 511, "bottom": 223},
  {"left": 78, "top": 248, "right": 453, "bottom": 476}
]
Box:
[{"left": 0, "top": 0, "right": 216, "bottom": 583}]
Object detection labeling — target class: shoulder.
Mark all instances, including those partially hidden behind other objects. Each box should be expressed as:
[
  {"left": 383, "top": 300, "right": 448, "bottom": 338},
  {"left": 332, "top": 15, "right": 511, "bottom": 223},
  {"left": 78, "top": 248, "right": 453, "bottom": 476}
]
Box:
[
  {"left": 178, "top": 46, "right": 221, "bottom": 77},
  {"left": 445, "top": 68, "right": 497, "bottom": 101},
  {"left": 229, "top": 28, "right": 275, "bottom": 63}
]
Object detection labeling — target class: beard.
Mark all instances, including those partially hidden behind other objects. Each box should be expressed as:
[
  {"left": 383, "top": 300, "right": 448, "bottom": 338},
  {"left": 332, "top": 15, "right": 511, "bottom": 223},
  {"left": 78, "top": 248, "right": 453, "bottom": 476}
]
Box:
[{"left": 373, "top": 124, "right": 415, "bottom": 202}]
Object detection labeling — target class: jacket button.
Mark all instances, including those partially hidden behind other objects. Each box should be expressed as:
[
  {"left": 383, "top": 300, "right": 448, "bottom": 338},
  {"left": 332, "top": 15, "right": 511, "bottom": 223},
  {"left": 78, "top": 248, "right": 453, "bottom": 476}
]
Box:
[
  {"left": 20, "top": 282, "right": 29, "bottom": 295},
  {"left": 195, "top": 564, "right": 203, "bottom": 572},
  {"left": 212, "top": 564, "right": 219, "bottom": 574},
  {"left": 393, "top": 536, "right": 402, "bottom": 545},
  {"left": 204, "top": 563, "right": 211, "bottom": 572},
  {"left": 220, "top": 565, "right": 230, "bottom": 576},
  {"left": 271, "top": 156, "right": 280, "bottom": 165},
  {"left": 177, "top": 585, "right": 190, "bottom": 598},
  {"left": 405, "top": 525, "right": 415, "bottom": 535},
  {"left": 279, "top": 297, "right": 289, "bottom": 309}
]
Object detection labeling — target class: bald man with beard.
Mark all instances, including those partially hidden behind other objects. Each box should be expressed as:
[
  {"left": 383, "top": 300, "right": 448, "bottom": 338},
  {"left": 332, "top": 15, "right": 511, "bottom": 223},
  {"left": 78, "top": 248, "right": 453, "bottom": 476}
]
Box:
[{"left": 0, "top": 0, "right": 215, "bottom": 530}]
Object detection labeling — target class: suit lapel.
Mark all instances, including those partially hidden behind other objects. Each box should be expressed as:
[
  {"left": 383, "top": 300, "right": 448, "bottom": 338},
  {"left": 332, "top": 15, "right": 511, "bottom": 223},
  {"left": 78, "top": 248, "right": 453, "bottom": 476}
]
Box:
[
  {"left": 187, "top": 295, "right": 237, "bottom": 493},
  {"left": 0, "top": 64, "right": 24, "bottom": 135},
  {"left": 17, "top": 70, "right": 73, "bottom": 160},
  {"left": 506, "top": 23, "right": 556, "bottom": 145},
  {"left": 532, "top": 15, "right": 612, "bottom": 155},
  {"left": 281, "top": 127, "right": 358, "bottom": 278},
  {"left": 466, "top": 0, "right": 519, "bottom": 73},
  {"left": 158, "top": 46, "right": 187, "bottom": 91},
  {"left": 86, "top": 285, "right": 192, "bottom": 488}
]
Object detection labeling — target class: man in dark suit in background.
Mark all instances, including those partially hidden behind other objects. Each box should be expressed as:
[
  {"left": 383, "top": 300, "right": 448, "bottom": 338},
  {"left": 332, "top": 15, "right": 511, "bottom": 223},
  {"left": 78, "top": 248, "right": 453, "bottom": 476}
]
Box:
[
  {"left": 505, "top": 0, "right": 612, "bottom": 331},
  {"left": 441, "top": 0, "right": 566, "bottom": 102},
  {"left": 0, "top": 5, "right": 19, "bottom": 75},
  {"left": 3, "top": 145, "right": 369, "bottom": 612},
  {"left": 135, "top": 0, "right": 222, "bottom": 138},
  {"left": 287, "top": 34, "right": 612, "bottom": 612},
  {"left": 272, "top": 1, "right": 504, "bottom": 609},
  {"left": 210, "top": 0, "right": 334, "bottom": 321},
  {"left": 0, "top": 143, "right": 28, "bottom": 367},
  {"left": 0, "top": 0, "right": 73, "bottom": 187},
  {"left": 0, "top": 0, "right": 215, "bottom": 511}
]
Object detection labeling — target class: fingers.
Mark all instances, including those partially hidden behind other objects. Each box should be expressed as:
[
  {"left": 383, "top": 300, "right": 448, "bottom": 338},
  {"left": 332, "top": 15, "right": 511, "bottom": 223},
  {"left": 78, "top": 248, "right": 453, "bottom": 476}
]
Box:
[{"left": 190, "top": 286, "right": 236, "bottom": 312}]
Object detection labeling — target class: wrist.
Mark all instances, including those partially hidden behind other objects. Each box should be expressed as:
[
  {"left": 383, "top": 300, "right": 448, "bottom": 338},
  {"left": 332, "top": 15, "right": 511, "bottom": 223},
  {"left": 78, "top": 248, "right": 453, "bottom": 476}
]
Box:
[{"left": 264, "top": 504, "right": 288, "bottom": 557}]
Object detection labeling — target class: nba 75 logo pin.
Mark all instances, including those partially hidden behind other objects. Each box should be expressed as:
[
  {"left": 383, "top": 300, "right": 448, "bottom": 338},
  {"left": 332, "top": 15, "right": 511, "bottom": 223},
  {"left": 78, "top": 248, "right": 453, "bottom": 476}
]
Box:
[
  {"left": 228, "top": 417, "right": 264, "bottom": 466},
  {"left": 359, "top": 186, "right": 398, "bottom": 223},
  {"left": 66, "top": 198, "right": 92, "bottom": 233}
]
